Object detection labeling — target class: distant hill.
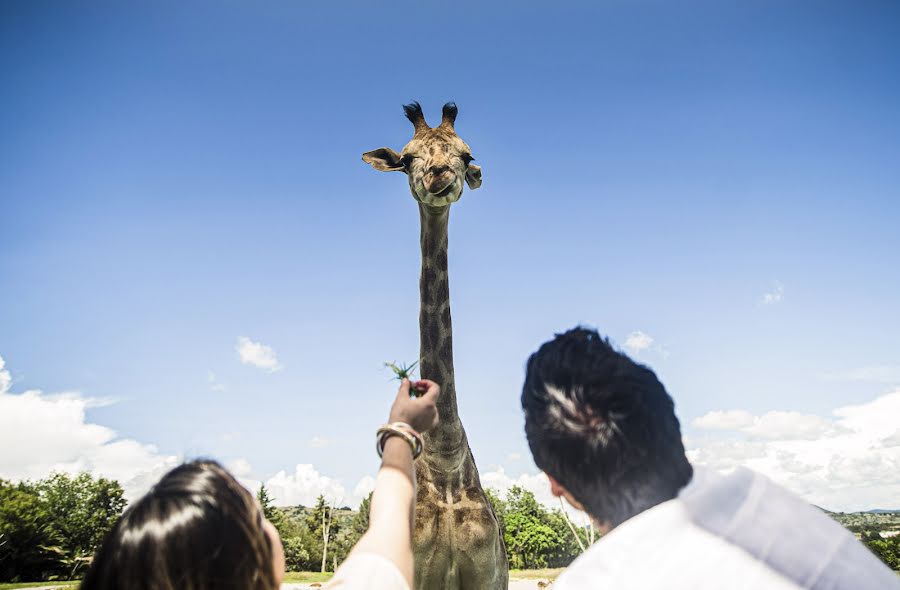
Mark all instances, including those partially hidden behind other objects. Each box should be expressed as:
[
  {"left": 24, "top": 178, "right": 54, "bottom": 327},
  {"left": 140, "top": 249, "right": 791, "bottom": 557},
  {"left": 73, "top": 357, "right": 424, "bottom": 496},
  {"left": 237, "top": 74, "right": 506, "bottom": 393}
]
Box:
[{"left": 815, "top": 506, "right": 898, "bottom": 515}]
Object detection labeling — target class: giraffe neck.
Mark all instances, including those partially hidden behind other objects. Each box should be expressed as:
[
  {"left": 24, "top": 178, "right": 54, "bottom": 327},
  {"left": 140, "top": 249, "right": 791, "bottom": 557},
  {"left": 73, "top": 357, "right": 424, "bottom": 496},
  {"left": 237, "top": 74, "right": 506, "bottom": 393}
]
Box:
[{"left": 418, "top": 203, "right": 468, "bottom": 469}]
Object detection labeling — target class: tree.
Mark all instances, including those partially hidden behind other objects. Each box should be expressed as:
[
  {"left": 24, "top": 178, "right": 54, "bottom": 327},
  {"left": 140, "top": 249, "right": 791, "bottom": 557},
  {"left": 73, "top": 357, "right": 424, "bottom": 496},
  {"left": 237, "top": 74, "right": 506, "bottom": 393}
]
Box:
[
  {"left": 36, "top": 473, "right": 126, "bottom": 578},
  {"left": 0, "top": 479, "right": 65, "bottom": 582},
  {"left": 256, "top": 484, "right": 285, "bottom": 533},
  {"left": 281, "top": 537, "right": 310, "bottom": 571},
  {"left": 544, "top": 508, "right": 589, "bottom": 568},
  {"left": 861, "top": 532, "right": 900, "bottom": 570},
  {"left": 351, "top": 492, "right": 372, "bottom": 537},
  {"left": 484, "top": 488, "right": 507, "bottom": 535},
  {"left": 306, "top": 495, "right": 339, "bottom": 572},
  {"left": 502, "top": 486, "right": 563, "bottom": 569}
]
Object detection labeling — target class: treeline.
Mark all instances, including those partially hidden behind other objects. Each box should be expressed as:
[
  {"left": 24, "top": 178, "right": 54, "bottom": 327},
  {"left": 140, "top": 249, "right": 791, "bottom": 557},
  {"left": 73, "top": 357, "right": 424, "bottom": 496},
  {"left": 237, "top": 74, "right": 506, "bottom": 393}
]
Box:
[
  {"left": 2, "top": 472, "right": 897, "bottom": 583},
  {"left": 257, "top": 485, "right": 369, "bottom": 573},
  {"left": 0, "top": 473, "right": 125, "bottom": 582},
  {"left": 260, "top": 484, "right": 595, "bottom": 574}
]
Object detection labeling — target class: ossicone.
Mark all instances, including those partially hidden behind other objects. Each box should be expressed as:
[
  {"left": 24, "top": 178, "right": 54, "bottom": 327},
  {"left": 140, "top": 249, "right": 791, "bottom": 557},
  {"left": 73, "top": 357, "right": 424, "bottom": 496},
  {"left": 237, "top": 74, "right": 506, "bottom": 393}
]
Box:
[
  {"left": 403, "top": 101, "right": 430, "bottom": 135},
  {"left": 441, "top": 102, "right": 458, "bottom": 128}
]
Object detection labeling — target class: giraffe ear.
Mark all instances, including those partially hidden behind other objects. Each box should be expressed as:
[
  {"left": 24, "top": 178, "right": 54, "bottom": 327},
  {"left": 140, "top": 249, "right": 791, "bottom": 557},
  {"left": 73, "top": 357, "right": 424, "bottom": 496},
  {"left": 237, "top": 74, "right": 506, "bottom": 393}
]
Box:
[
  {"left": 362, "top": 148, "right": 405, "bottom": 172},
  {"left": 465, "top": 164, "right": 482, "bottom": 190}
]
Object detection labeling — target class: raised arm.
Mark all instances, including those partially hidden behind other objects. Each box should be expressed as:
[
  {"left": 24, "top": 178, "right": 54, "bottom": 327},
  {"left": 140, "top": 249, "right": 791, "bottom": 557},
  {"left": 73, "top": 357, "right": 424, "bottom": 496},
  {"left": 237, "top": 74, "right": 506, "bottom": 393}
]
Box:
[{"left": 331, "top": 378, "right": 439, "bottom": 589}]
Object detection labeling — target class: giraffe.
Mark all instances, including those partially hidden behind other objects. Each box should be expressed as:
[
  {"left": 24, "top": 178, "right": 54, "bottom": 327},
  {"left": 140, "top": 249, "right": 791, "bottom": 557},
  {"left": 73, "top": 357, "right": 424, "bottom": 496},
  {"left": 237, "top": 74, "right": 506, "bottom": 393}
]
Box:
[{"left": 362, "top": 102, "right": 508, "bottom": 589}]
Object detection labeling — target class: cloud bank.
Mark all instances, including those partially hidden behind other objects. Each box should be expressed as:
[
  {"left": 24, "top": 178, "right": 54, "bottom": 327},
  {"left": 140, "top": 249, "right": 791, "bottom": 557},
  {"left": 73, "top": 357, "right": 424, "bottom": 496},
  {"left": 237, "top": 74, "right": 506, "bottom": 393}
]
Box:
[
  {"left": 0, "top": 355, "right": 368, "bottom": 508},
  {"left": 0, "top": 355, "right": 179, "bottom": 500},
  {"left": 689, "top": 389, "right": 900, "bottom": 511}
]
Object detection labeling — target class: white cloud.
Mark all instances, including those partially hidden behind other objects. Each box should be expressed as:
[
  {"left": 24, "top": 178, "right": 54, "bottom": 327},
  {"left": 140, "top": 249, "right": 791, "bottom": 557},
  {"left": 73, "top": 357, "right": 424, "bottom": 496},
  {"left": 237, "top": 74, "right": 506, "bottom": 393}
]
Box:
[
  {"left": 235, "top": 462, "right": 372, "bottom": 509},
  {"left": 227, "top": 457, "right": 254, "bottom": 478},
  {"left": 352, "top": 475, "right": 376, "bottom": 501},
  {"left": 688, "top": 389, "right": 900, "bottom": 511},
  {"left": 207, "top": 370, "right": 226, "bottom": 392},
  {"left": 264, "top": 464, "right": 347, "bottom": 506},
  {"left": 761, "top": 281, "right": 784, "bottom": 305},
  {"left": 0, "top": 356, "right": 179, "bottom": 501},
  {"left": 0, "top": 356, "right": 368, "bottom": 511},
  {"left": 506, "top": 452, "right": 522, "bottom": 462},
  {"left": 747, "top": 411, "right": 843, "bottom": 440},
  {"left": 308, "top": 436, "right": 331, "bottom": 449},
  {"left": 692, "top": 410, "right": 755, "bottom": 431},
  {"left": 623, "top": 331, "right": 654, "bottom": 354},
  {"left": 693, "top": 409, "right": 843, "bottom": 440},
  {"left": 0, "top": 355, "right": 11, "bottom": 394},
  {"left": 482, "top": 467, "right": 553, "bottom": 505},
  {"left": 236, "top": 337, "right": 282, "bottom": 372},
  {"left": 882, "top": 430, "right": 900, "bottom": 448}
]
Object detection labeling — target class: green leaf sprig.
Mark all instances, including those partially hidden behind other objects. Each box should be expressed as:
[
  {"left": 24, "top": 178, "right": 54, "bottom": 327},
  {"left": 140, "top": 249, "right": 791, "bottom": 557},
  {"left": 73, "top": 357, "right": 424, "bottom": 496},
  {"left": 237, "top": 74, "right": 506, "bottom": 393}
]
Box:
[{"left": 384, "top": 361, "right": 419, "bottom": 397}]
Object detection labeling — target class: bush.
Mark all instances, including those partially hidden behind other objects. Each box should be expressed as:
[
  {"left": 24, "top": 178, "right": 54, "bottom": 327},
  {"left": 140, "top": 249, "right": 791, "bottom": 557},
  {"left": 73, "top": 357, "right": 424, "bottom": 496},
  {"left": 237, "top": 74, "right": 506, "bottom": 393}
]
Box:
[{"left": 282, "top": 537, "right": 311, "bottom": 571}]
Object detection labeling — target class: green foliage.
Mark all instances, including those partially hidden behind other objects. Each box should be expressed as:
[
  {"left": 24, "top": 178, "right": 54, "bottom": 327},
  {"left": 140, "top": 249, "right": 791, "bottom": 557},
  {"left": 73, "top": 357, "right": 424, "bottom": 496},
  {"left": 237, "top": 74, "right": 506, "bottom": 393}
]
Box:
[
  {"left": 256, "top": 484, "right": 285, "bottom": 532},
  {"left": 485, "top": 486, "right": 596, "bottom": 570},
  {"left": 384, "top": 361, "right": 418, "bottom": 395},
  {"left": 351, "top": 493, "right": 372, "bottom": 537},
  {"left": 829, "top": 512, "right": 900, "bottom": 571},
  {"left": 484, "top": 488, "right": 507, "bottom": 532},
  {"left": 281, "top": 537, "right": 311, "bottom": 571},
  {"left": 271, "top": 495, "right": 365, "bottom": 573},
  {"left": 36, "top": 472, "right": 125, "bottom": 574},
  {"left": 491, "top": 487, "right": 561, "bottom": 569},
  {"left": 0, "top": 473, "right": 124, "bottom": 582},
  {"left": 0, "top": 480, "right": 64, "bottom": 582},
  {"left": 860, "top": 531, "right": 900, "bottom": 570}
]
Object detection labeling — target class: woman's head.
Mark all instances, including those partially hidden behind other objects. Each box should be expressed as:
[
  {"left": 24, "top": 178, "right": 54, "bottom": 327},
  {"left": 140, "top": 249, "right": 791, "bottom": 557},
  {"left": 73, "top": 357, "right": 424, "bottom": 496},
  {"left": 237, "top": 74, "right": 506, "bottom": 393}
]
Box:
[{"left": 82, "top": 460, "right": 284, "bottom": 590}]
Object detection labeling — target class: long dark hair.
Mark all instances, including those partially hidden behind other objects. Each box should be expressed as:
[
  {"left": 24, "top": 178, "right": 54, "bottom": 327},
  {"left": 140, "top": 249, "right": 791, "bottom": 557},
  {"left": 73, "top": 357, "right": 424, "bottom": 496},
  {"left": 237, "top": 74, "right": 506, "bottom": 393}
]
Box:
[{"left": 81, "top": 460, "right": 278, "bottom": 590}]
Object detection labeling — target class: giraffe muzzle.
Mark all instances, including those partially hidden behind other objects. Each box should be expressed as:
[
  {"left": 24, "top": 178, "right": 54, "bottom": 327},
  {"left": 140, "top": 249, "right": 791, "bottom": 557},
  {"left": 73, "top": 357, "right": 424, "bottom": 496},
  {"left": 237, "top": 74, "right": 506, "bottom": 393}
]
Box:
[{"left": 424, "top": 173, "right": 456, "bottom": 196}]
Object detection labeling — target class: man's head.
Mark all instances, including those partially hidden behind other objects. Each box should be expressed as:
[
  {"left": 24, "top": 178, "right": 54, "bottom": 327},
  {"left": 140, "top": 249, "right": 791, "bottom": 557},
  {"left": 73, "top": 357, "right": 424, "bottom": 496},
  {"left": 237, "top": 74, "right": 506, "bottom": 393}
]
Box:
[
  {"left": 362, "top": 102, "right": 483, "bottom": 207},
  {"left": 521, "top": 327, "right": 693, "bottom": 528}
]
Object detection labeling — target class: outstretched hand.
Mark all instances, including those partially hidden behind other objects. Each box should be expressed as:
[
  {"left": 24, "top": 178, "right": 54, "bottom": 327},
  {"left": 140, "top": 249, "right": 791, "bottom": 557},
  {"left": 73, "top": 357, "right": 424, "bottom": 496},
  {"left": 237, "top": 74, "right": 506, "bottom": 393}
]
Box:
[{"left": 388, "top": 379, "right": 440, "bottom": 434}]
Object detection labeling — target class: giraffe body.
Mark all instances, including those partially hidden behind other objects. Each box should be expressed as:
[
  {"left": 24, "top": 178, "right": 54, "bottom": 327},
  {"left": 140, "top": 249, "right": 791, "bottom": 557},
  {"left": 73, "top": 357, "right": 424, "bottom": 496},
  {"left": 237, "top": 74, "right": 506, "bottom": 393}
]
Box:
[{"left": 363, "top": 103, "right": 508, "bottom": 589}]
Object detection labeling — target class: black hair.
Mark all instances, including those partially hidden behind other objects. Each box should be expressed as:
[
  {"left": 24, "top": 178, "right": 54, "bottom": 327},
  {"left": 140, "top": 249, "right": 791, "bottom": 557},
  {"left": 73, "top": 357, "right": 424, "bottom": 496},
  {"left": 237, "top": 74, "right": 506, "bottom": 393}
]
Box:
[
  {"left": 81, "top": 460, "right": 277, "bottom": 590},
  {"left": 521, "top": 327, "right": 693, "bottom": 528}
]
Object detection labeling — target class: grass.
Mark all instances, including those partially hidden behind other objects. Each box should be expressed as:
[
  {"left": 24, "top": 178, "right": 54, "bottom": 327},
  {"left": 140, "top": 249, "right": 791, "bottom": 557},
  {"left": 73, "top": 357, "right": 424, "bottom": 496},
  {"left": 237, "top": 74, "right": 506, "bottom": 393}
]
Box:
[
  {"left": 283, "top": 571, "right": 334, "bottom": 583},
  {"left": 509, "top": 568, "right": 564, "bottom": 580},
  {"left": 0, "top": 578, "right": 340, "bottom": 589},
  {"left": 0, "top": 584, "right": 78, "bottom": 589}
]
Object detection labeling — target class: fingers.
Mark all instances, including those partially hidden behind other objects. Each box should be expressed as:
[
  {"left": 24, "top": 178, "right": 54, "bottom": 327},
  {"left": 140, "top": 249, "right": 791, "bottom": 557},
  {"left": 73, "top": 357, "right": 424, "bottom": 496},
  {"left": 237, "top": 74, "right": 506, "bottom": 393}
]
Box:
[
  {"left": 396, "top": 378, "right": 411, "bottom": 400},
  {"left": 413, "top": 379, "right": 441, "bottom": 401}
]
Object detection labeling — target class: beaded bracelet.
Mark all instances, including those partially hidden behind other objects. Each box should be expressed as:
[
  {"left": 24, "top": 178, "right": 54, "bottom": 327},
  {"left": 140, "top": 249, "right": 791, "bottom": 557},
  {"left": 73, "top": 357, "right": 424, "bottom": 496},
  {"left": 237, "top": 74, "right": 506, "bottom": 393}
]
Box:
[{"left": 376, "top": 422, "right": 424, "bottom": 460}]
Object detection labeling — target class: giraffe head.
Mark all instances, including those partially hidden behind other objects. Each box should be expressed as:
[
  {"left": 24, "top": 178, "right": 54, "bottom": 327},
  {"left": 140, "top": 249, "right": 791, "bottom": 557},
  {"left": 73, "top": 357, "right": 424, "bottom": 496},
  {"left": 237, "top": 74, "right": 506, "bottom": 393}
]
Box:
[{"left": 362, "top": 102, "right": 482, "bottom": 207}]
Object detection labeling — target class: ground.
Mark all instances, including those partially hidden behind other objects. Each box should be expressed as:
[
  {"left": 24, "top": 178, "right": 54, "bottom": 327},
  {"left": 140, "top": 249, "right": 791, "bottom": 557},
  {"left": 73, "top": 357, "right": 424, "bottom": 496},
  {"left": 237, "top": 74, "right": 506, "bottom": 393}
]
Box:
[{"left": 0, "top": 570, "right": 563, "bottom": 590}]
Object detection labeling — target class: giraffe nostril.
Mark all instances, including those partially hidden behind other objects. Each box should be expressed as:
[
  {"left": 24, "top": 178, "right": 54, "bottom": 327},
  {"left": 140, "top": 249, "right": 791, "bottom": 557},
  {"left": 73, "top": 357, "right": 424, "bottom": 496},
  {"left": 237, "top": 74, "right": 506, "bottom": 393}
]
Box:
[{"left": 429, "top": 165, "right": 450, "bottom": 176}]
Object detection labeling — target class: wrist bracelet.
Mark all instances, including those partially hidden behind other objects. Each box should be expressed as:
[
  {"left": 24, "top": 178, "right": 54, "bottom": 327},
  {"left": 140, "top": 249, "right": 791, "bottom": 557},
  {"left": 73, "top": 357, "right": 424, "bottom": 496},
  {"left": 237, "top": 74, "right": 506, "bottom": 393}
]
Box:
[{"left": 376, "top": 423, "right": 424, "bottom": 460}]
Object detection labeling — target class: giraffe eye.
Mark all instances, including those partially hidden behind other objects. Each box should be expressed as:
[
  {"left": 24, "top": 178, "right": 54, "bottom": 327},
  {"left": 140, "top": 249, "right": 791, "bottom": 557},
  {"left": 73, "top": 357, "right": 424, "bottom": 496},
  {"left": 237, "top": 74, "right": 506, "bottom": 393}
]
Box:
[
  {"left": 461, "top": 153, "right": 474, "bottom": 165},
  {"left": 401, "top": 154, "right": 415, "bottom": 168}
]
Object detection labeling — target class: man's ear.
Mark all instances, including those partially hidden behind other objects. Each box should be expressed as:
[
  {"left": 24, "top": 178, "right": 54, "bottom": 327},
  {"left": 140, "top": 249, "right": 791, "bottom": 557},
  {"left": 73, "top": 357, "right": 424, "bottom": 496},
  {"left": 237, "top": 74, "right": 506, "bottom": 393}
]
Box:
[
  {"left": 546, "top": 473, "right": 587, "bottom": 512},
  {"left": 362, "top": 147, "right": 405, "bottom": 172},
  {"left": 465, "top": 163, "right": 483, "bottom": 189},
  {"left": 547, "top": 474, "right": 567, "bottom": 498}
]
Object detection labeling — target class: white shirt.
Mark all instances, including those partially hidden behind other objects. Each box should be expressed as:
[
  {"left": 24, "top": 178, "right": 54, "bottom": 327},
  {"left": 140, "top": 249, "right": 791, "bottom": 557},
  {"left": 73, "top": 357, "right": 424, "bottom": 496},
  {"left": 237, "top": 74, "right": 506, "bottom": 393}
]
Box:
[
  {"left": 554, "top": 467, "right": 899, "bottom": 590},
  {"left": 324, "top": 553, "right": 409, "bottom": 590}
]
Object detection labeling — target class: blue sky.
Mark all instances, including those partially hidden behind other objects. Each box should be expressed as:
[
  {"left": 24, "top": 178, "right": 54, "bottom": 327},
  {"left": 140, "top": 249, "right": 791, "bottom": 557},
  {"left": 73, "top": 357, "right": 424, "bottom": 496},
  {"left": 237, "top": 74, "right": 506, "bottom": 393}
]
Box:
[{"left": 2, "top": 1, "right": 899, "bottom": 511}]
